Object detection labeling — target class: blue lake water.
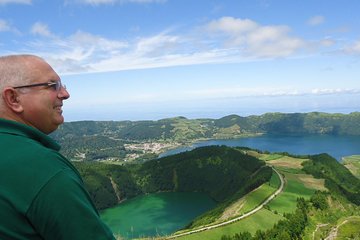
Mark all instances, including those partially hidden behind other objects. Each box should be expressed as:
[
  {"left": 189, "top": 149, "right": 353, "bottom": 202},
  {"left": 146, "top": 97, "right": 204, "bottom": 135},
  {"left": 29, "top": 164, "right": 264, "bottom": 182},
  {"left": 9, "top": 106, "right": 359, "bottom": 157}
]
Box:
[{"left": 160, "top": 134, "right": 360, "bottom": 161}]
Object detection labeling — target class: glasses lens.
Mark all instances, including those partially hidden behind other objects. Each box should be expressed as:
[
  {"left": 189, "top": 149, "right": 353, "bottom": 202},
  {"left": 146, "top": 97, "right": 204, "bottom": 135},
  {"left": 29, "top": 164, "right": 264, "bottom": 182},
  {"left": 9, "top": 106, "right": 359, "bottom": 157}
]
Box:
[
  {"left": 55, "top": 81, "right": 61, "bottom": 91},
  {"left": 50, "top": 81, "right": 65, "bottom": 91}
]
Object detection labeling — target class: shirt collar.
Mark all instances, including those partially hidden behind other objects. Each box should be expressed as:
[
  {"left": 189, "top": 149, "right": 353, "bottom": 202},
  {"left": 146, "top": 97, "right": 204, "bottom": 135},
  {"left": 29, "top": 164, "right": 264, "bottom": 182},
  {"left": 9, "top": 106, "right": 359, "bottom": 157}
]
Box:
[{"left": 0, "top": 118, "right": 61, "bottom": 151}]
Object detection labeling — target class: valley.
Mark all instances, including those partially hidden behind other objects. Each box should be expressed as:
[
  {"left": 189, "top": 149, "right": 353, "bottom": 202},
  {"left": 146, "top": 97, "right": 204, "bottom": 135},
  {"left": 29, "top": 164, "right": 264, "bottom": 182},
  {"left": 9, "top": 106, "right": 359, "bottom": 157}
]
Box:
[
  {"left": 72, "top": 147, "right": 360, "bottom": 239},
  {"left": 50, "top": 112, "right": 360, "bottom": 239},
  {"left": 51, "top": 112, "right": 360, "bottom": 163}
]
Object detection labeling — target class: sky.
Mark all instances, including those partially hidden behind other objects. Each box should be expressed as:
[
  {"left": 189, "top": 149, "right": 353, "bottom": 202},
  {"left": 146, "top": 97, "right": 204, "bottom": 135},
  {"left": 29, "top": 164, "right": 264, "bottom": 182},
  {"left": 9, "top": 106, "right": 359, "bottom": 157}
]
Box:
[{"left": 1, "top": 0, "right": 360, "bottom": 121}]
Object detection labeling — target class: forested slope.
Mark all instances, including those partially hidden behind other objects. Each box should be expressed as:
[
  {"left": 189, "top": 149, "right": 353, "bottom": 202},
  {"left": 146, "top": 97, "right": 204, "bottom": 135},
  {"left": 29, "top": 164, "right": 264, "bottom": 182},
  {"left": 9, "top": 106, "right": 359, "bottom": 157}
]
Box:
[
  {"left": 302, "top": 153, "right": 360, "bottom": 205},
  {"left": 53, "top": 112, "right": 360, "bottom": 142},
  {"left": 73, "top": 146, "right": 271, "bottom": 209},
  {"left": 51, "top": 112, "right": 360, "bottom": 162}
]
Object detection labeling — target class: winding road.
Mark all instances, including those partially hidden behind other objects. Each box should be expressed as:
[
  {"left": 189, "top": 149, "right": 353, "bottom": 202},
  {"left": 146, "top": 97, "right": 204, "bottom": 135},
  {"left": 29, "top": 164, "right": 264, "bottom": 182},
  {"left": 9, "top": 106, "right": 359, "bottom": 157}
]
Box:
[{"left": 167, "top": 167, "right": 285, "bottom": 239}]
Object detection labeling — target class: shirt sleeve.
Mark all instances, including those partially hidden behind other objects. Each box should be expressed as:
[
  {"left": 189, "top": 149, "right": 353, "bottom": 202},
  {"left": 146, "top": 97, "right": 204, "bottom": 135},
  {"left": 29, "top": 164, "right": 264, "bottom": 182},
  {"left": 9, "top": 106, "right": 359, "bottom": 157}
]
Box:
[{"left": 26, "top": 169, "right": 116, "bottom": 240}]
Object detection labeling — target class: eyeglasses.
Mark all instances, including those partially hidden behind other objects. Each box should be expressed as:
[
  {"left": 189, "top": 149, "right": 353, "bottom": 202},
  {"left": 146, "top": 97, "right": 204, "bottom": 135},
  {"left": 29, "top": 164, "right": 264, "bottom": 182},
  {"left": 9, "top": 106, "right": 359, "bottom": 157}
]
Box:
[{"left": 13, "top": 81, "right": 66, "bottom": 92}]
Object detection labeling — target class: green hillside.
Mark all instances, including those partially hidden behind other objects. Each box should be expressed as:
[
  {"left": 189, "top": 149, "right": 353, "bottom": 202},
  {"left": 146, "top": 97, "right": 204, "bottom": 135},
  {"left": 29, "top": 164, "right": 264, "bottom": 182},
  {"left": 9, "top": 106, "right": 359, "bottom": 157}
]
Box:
[
  {"left": 343, "top": 155, "right": 360, "bottom": 179},
  {"left": 175, "top": 150, "right": 360, "bottom": 240},
  {"left": 302, "top": 153, "right": 360, "bottom": 205},
  {"left": 70, "top": 145, "right": 360, "bottom": 240},
  {"left": 51, "top": 112, "right": 360, "bottom": 162},
  {"left": 73, "top": 146, "right": 271, "bottom": 210},
  {"left": 54, "top": 112, "right": 360, "bottom": 141}
]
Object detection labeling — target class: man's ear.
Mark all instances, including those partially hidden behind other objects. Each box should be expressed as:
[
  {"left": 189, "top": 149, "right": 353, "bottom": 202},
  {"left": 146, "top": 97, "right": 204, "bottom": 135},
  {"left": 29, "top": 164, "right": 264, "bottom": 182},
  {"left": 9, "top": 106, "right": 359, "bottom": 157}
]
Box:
[{"left": 2, "top": 88, "right": 24, "bottom": 113}]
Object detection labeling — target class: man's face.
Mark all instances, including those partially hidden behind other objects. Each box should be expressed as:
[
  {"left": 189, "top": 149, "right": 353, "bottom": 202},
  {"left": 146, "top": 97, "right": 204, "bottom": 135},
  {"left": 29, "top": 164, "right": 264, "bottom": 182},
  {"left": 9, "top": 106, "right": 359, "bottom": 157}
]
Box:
[{"left": 18, "top": 58, "right": 70, "bottom": 134}]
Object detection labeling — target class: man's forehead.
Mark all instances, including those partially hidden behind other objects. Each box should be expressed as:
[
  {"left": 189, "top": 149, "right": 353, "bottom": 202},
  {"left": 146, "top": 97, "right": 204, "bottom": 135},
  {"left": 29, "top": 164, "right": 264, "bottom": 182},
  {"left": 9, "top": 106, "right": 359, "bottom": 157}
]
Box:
[{"left": 26, "top": 58, "right": 59, "bottom": 81}]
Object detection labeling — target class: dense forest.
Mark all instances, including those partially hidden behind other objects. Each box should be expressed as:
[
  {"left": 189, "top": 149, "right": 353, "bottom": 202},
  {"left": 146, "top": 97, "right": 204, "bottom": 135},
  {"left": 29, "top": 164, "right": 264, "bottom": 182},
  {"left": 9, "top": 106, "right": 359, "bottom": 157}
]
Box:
[{"left": 73, "top": 146, "right": 272, "bottom": 210}]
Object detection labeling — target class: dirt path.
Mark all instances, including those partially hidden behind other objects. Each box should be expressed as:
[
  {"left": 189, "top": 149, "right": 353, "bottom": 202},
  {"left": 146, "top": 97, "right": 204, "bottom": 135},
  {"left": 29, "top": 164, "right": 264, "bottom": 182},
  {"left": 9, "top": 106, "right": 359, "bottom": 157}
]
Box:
[
  {"left": 324, "top": 219, "right": 349, "bottom": 240},
  {"left": 313, "top": 223, "right": 329, "bottom": 240},
  {"left": 166, "top": 167, "right": 285, "bottom": 239}
]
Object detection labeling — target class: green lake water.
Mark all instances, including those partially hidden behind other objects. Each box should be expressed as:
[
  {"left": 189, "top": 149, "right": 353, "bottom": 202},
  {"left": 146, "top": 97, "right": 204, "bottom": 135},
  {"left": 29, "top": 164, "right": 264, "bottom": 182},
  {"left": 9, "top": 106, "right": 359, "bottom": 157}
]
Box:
[{"left": 100, "top": 192, "right": 216, "bottom": 239}]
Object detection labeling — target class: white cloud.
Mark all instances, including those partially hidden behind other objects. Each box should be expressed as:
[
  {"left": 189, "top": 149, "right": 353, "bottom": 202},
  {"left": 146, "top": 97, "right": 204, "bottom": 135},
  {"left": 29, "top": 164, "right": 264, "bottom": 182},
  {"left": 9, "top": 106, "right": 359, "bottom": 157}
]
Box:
[
  {"left": 135, "top": 33, "right": 181, "bottom": 56},
  {"left": 0, "top": 19, "right": 20, "bottom": 34},
  {"left": 17, "top": 16, "right": 341, "bottom": 75},
  {"left": 69, "top": 30, "right": 128, "bottom": 51},
  {"left": 307, "top": 15, "right": 325, "bottom": 26},
  {"left": 205, "top": 17, "right": 305, "bottom": 58},
  {"left": 68, "top": 0, "right": 166, "bottom": 5},
  {"left": 26, "top": 30, "right": 128, "bottom": 73},
  {"left": 0, "top": 0, "right": 31, "bottom": 5},
  {"left": 78, "top": 0, "right": 115, "bottom": 4},
  {"left": 127, "top": 0, "right": 166, "bottom": 2},
  {"left": 0, "top": 19, "right": 12, "bottom": 32},
  {"left": 207, "top": 17, "right": 258, "bottom": 35},
  {"left": 320, "top": 38, "right": 336, "bottom": 47},
  {"left": 184, "top": 87, "right": 360, "bottom": 101},
  {"left": 115, "top": 87, "right": 360, "bottom": 104},
  {"left": 343, "top": 39, "right": 360, "bottom": 55},
  {"left": 311, "top": 88, "right": 359, "bottom": 95},
  {"left": 30, "top": 22, "right": 54, "bottom": 37}
]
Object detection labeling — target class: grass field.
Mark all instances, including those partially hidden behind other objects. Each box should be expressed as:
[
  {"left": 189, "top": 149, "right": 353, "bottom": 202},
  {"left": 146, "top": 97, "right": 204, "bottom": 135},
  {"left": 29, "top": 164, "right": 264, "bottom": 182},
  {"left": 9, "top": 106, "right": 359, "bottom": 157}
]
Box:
[
  {"left": 337, "top": 216, "right": 360, "bottom": 239},
  {"left": 175, "top": 165, "right": 323, "bottom": 239},
  {"left": 259, "top": 153, "right": 283, "bottom": 161},
  {"left": 175, "top": 209, "right": 283, "bottom": 240},
  {"left": 268, "top": 172, "right": 316, "bottom": 214},
  {"left": 169, "top": 154, "right": 326, "bottom": 240},
  {"left": 265, "top": 155, "right": 323, "bottom": 214},
  {"left": 342, "top": 155, "right": 360, "bottom": 179},
  {"left": 219, "top": 174, "right": 279, "bottom": 221},
  {"left": 267, "top": 155, "right": 308, "bottom": 169}
]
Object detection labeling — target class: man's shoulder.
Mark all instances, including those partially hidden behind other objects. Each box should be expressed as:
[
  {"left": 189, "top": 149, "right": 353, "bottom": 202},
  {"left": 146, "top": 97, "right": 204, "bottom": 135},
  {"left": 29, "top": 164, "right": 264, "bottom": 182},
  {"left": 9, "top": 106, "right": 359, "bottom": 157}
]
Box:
[{"left": 0, "top": 118, "right": 61, "bottom": 151}]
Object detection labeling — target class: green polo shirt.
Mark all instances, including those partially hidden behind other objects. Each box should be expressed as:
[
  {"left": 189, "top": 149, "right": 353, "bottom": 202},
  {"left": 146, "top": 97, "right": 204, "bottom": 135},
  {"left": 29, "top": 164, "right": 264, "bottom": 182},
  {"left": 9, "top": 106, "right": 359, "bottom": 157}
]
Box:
[{"left": 0, "top": 118, "right": 115, "bottom": 240}]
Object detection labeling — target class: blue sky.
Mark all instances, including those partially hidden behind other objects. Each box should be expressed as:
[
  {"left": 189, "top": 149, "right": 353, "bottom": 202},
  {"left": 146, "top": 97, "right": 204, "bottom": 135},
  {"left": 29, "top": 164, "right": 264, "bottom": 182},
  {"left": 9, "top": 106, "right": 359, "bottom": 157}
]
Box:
[{"left": 1, "top": 0, "right": 359, "bottom": 121}]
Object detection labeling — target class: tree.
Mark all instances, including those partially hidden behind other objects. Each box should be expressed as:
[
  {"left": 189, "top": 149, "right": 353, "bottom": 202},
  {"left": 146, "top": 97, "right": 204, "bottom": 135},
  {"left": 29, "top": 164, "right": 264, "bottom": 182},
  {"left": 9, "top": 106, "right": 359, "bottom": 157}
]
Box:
[
  {"left": 234, "top": 231, "right": 252, "bottom": 240},
  {"left": 310, "top": 191, "right": 328, "bottom": 210}
]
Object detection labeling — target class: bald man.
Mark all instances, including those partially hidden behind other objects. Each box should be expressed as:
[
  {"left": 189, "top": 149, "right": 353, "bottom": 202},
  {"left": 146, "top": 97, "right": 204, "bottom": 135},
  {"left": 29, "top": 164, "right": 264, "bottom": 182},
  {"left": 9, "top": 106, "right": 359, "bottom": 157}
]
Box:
[{"left": 0, "top": 55, "right": 115, "bottom": 239}]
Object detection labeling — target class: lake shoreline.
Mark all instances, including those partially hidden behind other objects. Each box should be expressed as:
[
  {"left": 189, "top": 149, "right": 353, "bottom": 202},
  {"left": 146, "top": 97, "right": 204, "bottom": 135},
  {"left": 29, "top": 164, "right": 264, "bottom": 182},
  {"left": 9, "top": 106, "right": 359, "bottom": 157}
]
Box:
[{"left": 159, "top": 134, "right": 360, "bottom": 161}]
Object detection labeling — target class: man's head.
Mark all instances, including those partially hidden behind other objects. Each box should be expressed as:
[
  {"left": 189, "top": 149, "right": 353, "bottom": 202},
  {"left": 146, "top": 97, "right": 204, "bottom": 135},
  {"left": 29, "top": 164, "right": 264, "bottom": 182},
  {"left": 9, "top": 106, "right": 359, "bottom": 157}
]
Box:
[{"left": 0, "top": 54, "right": 70, "bottom": 134}]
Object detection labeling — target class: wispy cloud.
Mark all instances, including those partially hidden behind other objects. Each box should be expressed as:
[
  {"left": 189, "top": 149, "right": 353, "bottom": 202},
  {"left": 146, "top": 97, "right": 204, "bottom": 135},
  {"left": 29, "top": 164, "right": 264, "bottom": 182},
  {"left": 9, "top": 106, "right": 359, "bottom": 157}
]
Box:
[
  {"left": 67, "top": 0, "right": 166, "bottom": 5},
  {"left": 30, "top": 22, "right": 54, "bottom": 37},
  {"left": 0, "top": 0, "right": 32, "bottom": 5},
  {"left": 205, "top": 17, "right": 305, "bottom": 58},
  {"left": 320, "top": 38, "right": 336, "bottom": 47},
  {"left": 343, "top": 39, "right": 360, "bottom": 55},
  {"left": 26, "top": 29, "right": 128, "bottom": 73},
  {"left": 101, "top": 87, "right": 360, "bottom": 105},
  {"left": 307, "top": 15, "right": 325, "bottom": 26},
  {"left": 0, "top": 0, "right": 31, "bottom": 5},
  {"left": 0, "top": 19, "right": 12, "bottom": 32},
  {"left": 0, "top": 19, "right": 20, "bottom": 34},
  {"left": 186, "top": 87, "right": 360, "bottom": 99},
  {"left": 114, "top": 87, "right": 360, "bottom": 104},
  {"left": 15, "top": 16, "right": 346, "bottom": 75}
]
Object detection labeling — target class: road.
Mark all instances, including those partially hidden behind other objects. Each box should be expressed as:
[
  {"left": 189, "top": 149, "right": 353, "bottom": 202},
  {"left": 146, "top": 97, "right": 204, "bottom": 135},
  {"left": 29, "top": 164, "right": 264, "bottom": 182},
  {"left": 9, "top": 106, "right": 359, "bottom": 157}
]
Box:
[{"left": 166, "top": 167, "right": 285, "bottom": 239}]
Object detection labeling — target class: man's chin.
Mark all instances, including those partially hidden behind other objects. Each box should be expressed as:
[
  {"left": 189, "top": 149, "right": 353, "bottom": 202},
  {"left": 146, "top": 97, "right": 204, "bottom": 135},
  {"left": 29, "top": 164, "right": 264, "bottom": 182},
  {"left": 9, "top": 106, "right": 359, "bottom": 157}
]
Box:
[{"left": 54, "top": 115, "right": 65, "bottom": 126}]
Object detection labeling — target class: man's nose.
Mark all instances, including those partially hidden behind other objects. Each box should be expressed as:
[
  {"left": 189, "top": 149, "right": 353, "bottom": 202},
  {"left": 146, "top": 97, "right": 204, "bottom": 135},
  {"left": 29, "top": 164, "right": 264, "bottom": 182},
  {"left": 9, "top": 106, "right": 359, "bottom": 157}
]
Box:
[{"left": 58, "top": 87, "right": 70, "bottom": 100}]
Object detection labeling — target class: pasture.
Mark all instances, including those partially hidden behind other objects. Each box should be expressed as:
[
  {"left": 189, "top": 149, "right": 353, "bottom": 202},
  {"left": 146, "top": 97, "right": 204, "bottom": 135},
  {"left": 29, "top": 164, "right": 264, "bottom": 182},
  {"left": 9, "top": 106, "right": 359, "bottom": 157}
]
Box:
[
  {"left": 171, "top": 154, "right": 326, "bottom": 239},
  {"left": 342, "top": 155, "right": 360, "bottom": 179}
]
